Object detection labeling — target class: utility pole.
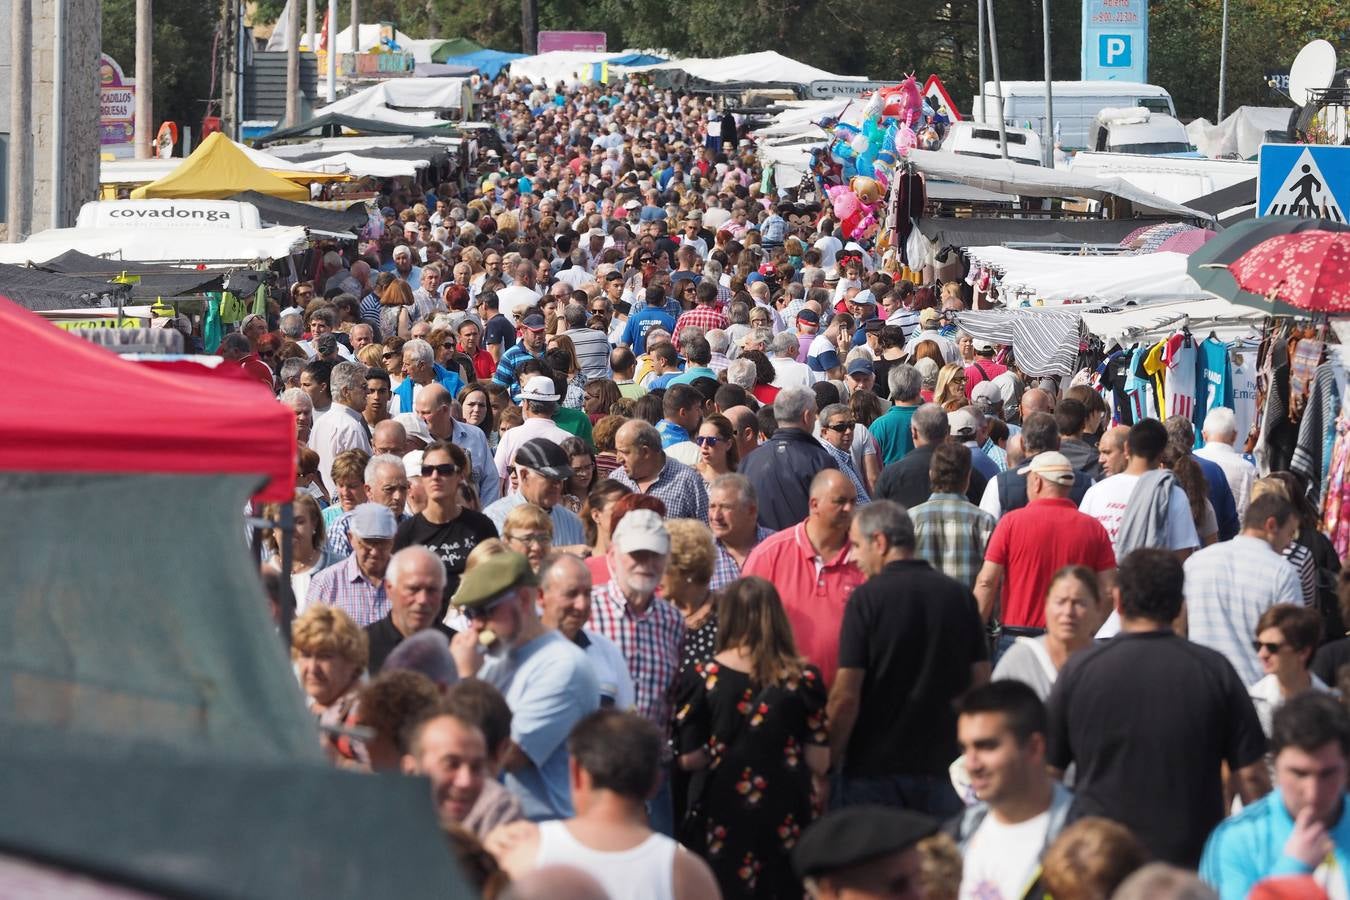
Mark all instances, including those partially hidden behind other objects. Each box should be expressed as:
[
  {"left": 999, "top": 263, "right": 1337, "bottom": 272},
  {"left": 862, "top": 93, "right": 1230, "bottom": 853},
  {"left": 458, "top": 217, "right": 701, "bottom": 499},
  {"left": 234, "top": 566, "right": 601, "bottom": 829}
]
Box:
[
  {"left": 1042, "top": 0, "right": 1055, "bottom": 166},
  {"left": 1217, "top": 0, "right": 1230, "bottom": 122},
  {"left": 52, "top": 0, "right": 65, "bottom": 226},
  {"left": 306, "top": 0, "right": 315, "bottom": 51},
  {"left": 7, "top": 0, "right": 31, "bottom": 241},
  {"left": 977, "top": 0, "right": 986, "bottom": 122},
  {"left": 134, "top": 0, "right": 153, "bottom": 158},
  {"left": 326, "top": 0, "right": 337, "bottom": 102},
  {"left": 986, "top": 0, "right": 1010, "bottom": 159},
  {"left": 521, "top": 0, "right": 537, "bottom": 53},
  {"left": 351, "top": 0, "right": 359, "bottom": 54},
  {"left": 286, "top": 0, "right": 301, "bottom": 125}
]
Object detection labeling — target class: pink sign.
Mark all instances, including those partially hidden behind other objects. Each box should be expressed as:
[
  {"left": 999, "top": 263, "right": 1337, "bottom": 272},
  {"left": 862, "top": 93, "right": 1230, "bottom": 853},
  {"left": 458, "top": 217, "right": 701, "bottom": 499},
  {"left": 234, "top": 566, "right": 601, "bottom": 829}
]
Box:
[
  {"left": 99, "top": 53, "right": 136, "bottom": 146},
  {"left": 536, "top": 31, "right": 607, "bottom": 53}
]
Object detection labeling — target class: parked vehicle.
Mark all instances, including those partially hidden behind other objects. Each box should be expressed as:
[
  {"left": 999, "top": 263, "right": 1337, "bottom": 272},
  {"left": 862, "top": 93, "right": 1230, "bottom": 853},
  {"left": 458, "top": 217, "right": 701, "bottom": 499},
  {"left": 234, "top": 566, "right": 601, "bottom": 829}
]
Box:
[
  {"left": 972, "top": 80, "right": 1177, "bottom": 151},
  {"left": 1089, "top": 108, "right": 1198, "bottom": 156},
  {"left": 940, "top": 120, "right": 1044, "bottom": 166}
]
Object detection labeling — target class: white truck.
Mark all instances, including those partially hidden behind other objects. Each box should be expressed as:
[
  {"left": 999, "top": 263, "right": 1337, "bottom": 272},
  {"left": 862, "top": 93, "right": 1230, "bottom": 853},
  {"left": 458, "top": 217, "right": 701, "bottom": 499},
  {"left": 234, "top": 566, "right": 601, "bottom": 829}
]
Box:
[
  {"left": 1088, "top": 108, "right": 1197, "bottom": 156},
  {"left": 939, "top": 120, "right": 1045, "bottom": 166},
  {"left": 971, "top": 80, "right": 1177, "bottom": 152}
]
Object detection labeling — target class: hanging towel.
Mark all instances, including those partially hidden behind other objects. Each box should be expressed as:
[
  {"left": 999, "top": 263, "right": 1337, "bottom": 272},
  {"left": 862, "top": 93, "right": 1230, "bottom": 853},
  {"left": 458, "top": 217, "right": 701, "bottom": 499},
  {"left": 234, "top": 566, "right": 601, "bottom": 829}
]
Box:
[{"left": 1116, "top": 469, "right": 1178, "bottom": 557}]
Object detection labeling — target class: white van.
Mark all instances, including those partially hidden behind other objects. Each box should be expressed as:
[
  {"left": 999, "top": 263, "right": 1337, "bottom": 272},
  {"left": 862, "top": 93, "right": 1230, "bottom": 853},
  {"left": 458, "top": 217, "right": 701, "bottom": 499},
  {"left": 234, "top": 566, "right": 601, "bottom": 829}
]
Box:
[
  {"left": 971, "top": 81, "right": 1177, "bottom": 151},
  {"left": 939, "top": 121, "right": 1044, "bottom": 166},
  {"left": 1088, "top": 108, "right": 1197, "bottom": 156}
]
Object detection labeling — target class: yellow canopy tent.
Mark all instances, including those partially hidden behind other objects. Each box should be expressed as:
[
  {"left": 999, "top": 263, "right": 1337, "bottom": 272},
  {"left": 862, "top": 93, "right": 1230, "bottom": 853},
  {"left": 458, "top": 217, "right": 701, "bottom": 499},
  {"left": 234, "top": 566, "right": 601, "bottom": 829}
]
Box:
[{"left": 130, "top": 132, "right": 310, "bottom": 201}]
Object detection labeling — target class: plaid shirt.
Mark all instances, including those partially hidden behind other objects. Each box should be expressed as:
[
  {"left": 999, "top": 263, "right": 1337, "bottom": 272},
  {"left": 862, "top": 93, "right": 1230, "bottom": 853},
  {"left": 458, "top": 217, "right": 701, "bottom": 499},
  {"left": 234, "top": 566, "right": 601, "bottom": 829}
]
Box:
[
  {"left": 822, "top": 442, "right": 872, "bottom": 504},
  {"left": 325, "top": 510, "right": 409, "bottom": 558},
  {"left": 671, "top": 305, "right": 730, "bottom": 346},
  {"left": 909, "top": 492, "right": 997, "bottom": 590},
  {"left": 982, "top": 438, "right": 1009, "bottom": 473},
  {"left": 612, "top": 456, "right": 709, "bottom": 522},
  {"left": 714, "top": 283, "right": 733, "bottom": 307},
  {"left": 306, "top": 555, "right": 390, "bottom": 627},
  {"left": 588, "top": 579, "right": 686, "bottom": 728},
  {"left": 711, "top": 525, "right": 774, "bottom": 592}
]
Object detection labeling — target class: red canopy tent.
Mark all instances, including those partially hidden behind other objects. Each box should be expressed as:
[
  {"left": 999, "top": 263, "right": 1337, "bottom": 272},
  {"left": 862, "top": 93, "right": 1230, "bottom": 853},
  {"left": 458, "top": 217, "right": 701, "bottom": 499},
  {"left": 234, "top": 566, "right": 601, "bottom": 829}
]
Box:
[{"left": 2, "top": 295, "right": 295, "bottom": 501}]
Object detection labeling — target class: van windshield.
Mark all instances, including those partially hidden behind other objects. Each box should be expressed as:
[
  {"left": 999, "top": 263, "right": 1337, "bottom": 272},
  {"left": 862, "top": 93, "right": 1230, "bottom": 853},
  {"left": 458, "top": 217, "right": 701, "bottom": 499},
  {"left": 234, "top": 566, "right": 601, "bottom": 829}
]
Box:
[
  {"left": 1110, "top": 142, "right": 1193, "bottom": 155},
  {"left": 1138, "top": 98, "right": 1172, "bottom": 114}
]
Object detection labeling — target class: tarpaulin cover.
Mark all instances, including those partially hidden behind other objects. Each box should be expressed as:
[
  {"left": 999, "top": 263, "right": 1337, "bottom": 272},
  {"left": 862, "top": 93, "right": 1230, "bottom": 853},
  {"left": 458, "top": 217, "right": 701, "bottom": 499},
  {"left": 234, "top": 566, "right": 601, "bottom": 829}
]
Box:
[
  {"left": 430, "top": 36, "right": 485, "bottom": 62},
  {"left": 441, "top": 48, "right": 528, "bottom": 79},
  {"left": 951, "top": 308, "right": 1084, "bottom": 377},
  {"left": 0, "top": 471, "right": 469, "bottom": 898},
  {"left": 918, "top": 216, "right": 1168, "bottom": 249},
  {"left": 255, "top": 111, "right": 457, "bottom": 147},
  {"left": 0, "top": 262, "right": 129, "bottom": 311},
  {"left": 905, "top": 149, "right": 1211, "bottom": 220},
  {"left": 131, "top": 132, "right": 309, "bottom": 201},
  {"left": 0, "top": 296, "right": 295, "bottom": 501},
  {"left": 1185, "top": 106, "right": 1293, "bottom": 160},
  {"left": 228, "top": 191, "right": 368, "bottom": 233},
  {"left": 413, "top": 62, "right": 479, "bottom": 78},
  {"left": 964, "top": 247, "right": 1208, "bottom": 305},
  {"left": 319, "top": 79, "right": 470, "bottom": 116},
  {"left": 623, "top": 51, "right": 864, "bottom": 88},
  {"left": 0, "top": 224, "right": 308, "bottom": 266},
  {"left": 33, "top": 249, "right": 226, "bottom": 298}
]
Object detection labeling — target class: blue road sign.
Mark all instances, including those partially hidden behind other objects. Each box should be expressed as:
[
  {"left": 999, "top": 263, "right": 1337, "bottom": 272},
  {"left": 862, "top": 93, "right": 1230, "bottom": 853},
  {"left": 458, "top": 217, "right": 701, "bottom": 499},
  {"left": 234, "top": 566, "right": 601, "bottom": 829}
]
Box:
[
  {"left": 1082, "top": 0, "right": 1148, "bottom": 81},
  {"left": 1098, "top": 34, "right": 1132, "bottom": 68},
  {"left": 1257, "top": 144, "right": 1350, "bottom": 222}
]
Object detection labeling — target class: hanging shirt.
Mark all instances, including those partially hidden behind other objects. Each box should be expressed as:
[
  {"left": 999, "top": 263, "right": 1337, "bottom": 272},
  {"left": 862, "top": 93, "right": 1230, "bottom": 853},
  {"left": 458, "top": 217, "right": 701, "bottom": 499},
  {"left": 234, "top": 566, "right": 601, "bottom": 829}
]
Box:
[
  {"left": 1162, "top": 333, "right": 1198, "bottom": 421},
  {"left": 1141, "top": 339, "right": 1169, "bottom": 419},
  {"left": 1196, "top": 337, "right": 1234, "bottom": 439},
  {"left": 1124, "top": 346, "right": 1157, "bottom": 423},
  {"left": 1232, "top": 359, "right": 1259, "bottom": 447}
]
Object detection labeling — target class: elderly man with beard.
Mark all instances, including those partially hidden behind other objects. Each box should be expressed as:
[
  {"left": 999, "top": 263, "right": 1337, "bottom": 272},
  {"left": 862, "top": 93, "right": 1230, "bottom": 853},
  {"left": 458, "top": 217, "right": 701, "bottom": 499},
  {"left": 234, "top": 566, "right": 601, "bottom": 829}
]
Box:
[{"left": 449, "top": 552, "right": 599, "bottom": 821}]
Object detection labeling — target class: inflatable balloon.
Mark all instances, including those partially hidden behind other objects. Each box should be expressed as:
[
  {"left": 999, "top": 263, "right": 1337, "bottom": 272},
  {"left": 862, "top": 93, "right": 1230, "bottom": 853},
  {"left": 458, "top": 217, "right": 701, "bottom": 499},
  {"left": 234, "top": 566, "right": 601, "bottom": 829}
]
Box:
[{"left": 878, "top": 75, "right": 924, "bottom": 124}]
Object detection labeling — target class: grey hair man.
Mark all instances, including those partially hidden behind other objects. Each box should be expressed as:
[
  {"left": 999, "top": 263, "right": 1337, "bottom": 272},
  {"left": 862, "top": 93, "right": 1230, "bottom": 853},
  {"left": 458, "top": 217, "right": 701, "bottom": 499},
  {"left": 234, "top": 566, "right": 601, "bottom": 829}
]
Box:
[
  {"left": 326, "top": 452, "right": 411, "bottom": 557},
  {"left": 1196, "top": 406, "right": 1257, "bottom": 521},
  {"left": 310, "top": 360, "right": 373, "bottom": 495},
  {"left": 366, "top": 545, "right": 452, "bottom": 673},
  {"left": 870, "top": 363, "right": 925, "bottom": 467},
  {"left": 707, "top": 474, "right": 772, "bottom": 592},
  {"left": 739, "top": 385, "right": 840, "bottom": 530},
  {"left": 771, "top": 330, "right": 812, "bottom": 389},
  {"left": 536, "top": 553, "right": 634, "bottom": 710}
]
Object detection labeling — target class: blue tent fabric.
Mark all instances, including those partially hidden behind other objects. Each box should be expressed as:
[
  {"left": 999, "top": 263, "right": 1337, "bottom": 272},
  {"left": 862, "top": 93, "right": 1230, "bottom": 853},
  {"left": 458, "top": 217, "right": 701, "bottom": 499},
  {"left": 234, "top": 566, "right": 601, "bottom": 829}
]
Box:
[
  {"left": 607, "top": 53, "right": 666, "bottom": 67},
  {"left": 443, "top": 49, "right": 527, "bottom": 79}
]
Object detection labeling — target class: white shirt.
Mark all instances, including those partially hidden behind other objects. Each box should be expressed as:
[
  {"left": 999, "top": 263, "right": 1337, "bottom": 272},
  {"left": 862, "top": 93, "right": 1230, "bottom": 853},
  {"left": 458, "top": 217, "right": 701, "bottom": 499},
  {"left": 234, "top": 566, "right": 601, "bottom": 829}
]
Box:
[
  {"left": 1195, "top": 441, "right": 1258, "bottom": 520},
  {"left": 497, "top": 284, "right": 542, "bottom": 312},
  {"left": 555, "top": 266, "right": 592, "bottom": 290},
  {"left": 904, "top": 328, "right": 960, "bottom": 363},
  {"left": 494, "top": 416, "right": 575, "bottom": 480},
  {"left": 665, "top": 441, "right": 701, "bottom": 467},
  {"left": 1078, "top": 472, "right": 1200, "bottom": 553},
  {"left": 771, "top": 356, "right": 813, "bottom": 390},
  {"left": 959, "top": 809, "right": 1052, "bottom": 900},
  {"left": 310, "top": 404, "right": 372, "bottom": 495},
  {"left": 578, "top": 627, "right": 637, "bottom": 711}
]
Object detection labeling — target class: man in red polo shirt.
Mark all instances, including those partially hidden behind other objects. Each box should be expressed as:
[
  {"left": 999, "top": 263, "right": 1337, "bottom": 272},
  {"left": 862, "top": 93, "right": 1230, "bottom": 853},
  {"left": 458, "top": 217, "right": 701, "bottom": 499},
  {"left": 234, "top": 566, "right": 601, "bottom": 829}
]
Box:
[
  {"left": 973, "top": 451, "right": 1115, "bottom": 663},
  {"left": 741, "top": 469, "right": 866, "bottom": 684}
]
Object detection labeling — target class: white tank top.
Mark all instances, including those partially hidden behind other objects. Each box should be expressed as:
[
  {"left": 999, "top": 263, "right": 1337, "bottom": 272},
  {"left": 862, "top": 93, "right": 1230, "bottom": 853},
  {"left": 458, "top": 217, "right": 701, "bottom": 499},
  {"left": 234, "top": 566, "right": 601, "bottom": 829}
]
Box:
[{"left": 534, "top": 820, "right": 677, "bottom": 900}]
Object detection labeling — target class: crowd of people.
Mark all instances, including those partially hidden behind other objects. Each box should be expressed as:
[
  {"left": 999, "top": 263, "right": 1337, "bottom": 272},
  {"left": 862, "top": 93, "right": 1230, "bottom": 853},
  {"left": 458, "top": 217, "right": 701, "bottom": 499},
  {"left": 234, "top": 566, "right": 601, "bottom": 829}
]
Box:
[{"left": 225, "top": 70, "right": 1350, "bottom": 899}]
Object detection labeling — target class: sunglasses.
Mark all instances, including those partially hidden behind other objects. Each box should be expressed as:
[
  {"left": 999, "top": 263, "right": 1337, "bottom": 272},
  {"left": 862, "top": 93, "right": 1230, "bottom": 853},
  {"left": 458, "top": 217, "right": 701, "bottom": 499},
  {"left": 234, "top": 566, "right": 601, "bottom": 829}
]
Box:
[
  {"left": 825, "top": 422, "right": 856, "bottom": 433},
  {"left": 421, "top": 463, "right": 460, "bottom": 478},
  {"left": 382, "top": 351, "right": 398, "bottom": 358},
  {"left": 1253, "top": 640, "right": 1288, "bottom": 655},
  {"left": 463, "top": 595, "right": 513, "bottom": 622},
  {"left": 695, "top": 435, "right": 722, "bottom": 447}
]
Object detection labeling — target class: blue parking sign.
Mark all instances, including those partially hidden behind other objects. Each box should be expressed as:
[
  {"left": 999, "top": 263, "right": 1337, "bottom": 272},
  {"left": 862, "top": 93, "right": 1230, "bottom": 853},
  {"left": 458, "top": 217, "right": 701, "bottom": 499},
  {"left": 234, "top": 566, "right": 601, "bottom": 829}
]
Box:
[{"left": 1099, "top": 34, "right": 1132, "bottom": 68}]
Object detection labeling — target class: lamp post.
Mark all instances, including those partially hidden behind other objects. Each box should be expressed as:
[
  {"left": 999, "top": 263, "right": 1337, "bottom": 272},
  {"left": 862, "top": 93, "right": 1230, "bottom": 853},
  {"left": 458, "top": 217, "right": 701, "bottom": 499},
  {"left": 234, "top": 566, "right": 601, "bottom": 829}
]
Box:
[{"left": 1217, "top": 0, "right": 1230, "bottom": 122}]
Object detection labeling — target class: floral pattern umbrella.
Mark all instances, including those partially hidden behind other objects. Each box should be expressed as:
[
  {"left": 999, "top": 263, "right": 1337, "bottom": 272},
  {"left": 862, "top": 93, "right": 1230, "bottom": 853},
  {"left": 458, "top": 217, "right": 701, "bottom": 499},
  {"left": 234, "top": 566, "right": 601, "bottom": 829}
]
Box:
[
  {"left": 1157, "top": 228, "right": 1218, "bottom": 255},
  {"left": 1228, "top": 230, "right": 1350, "bottom": 313}
]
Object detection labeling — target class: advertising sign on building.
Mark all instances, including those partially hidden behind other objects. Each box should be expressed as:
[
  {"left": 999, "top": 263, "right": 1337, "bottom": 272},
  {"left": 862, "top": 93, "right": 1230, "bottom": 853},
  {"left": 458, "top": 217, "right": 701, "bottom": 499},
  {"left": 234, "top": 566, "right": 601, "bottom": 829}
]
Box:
[
  {"left": 99, "top": 53, "right": 136, "bottom": 146},
  {"left": 537, "top": 31, "right": 607, "bottom": 53},
  {"left": 1081, "top": 0, "right": 1148, "bottom": 83}
]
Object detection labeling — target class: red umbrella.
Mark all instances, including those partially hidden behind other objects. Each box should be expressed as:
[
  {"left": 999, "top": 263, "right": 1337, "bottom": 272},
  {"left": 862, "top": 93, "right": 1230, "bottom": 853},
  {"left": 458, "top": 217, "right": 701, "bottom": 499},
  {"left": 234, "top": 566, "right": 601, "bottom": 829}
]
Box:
[{"left": 1227, "top": 229, "right": 1350, "bottom": 313}]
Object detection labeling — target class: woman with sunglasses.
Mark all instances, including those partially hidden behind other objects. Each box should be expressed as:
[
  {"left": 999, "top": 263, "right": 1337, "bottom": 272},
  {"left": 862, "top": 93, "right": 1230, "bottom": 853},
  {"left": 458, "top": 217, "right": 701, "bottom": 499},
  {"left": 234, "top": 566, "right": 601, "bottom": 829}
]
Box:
[
  {"left": 392, "top": 440, "right": 499, "bottom": 601},
  {"left": 695, "top": 414, "right": 739, "bottom": 486},
  {"left": 1249, "top": 603, "right": 1331, "bottom": 741},
  {"left": 934, "top": 363, "right": 969, "bottom": 412}
]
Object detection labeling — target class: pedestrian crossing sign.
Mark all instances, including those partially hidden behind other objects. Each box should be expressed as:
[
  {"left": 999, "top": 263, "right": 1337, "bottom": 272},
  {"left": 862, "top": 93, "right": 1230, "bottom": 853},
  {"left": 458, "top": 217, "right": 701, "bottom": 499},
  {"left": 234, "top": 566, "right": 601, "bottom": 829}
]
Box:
[{"left": 1257, "top": 144, "right": 1349, "bottom": 222}]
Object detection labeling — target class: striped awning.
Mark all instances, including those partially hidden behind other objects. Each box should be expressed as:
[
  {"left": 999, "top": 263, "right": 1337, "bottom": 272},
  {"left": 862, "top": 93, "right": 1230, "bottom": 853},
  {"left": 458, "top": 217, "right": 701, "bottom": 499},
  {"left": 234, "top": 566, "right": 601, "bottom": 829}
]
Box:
[{"left": 952, "top": 308, "right": 1083, "bottom": 377}]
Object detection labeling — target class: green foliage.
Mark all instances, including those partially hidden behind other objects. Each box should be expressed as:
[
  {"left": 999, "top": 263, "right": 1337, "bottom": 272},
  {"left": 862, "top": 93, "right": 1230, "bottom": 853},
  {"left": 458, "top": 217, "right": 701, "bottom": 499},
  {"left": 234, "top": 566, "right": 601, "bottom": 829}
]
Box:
[
  {"left": 155, "top": 0, "right": 1350, "bottom": 125},
  {"left": 103, "top": 0, "right": 221, "bottom": 133}
]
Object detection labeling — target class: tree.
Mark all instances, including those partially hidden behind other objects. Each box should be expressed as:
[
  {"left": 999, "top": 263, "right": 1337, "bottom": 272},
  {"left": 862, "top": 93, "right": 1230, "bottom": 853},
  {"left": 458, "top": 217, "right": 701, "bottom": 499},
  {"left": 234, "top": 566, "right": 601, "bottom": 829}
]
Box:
[{"left": 103, "top": 0, "right": 221, "bottom": 136}]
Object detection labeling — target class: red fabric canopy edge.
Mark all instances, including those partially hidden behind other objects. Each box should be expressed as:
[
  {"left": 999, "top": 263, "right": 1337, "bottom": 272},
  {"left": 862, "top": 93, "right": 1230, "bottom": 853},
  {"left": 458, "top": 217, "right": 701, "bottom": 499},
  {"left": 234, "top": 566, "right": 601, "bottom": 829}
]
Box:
[{"left": 2, "top": 295, "right": 296, "bottom": 502}]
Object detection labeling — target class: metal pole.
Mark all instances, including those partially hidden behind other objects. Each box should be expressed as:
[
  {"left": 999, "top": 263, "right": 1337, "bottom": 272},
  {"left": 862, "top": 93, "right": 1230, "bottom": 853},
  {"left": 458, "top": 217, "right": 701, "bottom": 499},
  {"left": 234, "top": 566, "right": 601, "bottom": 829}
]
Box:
[
  {"left": 286, "top": 0, "right": 301, "bottom": 125},
  {"left": 278, "top": 502, "right": 296, "bottom": 648},
  {"left": 326, "top": 0, "right": 337, "bottom": 103},
  {"left": 7, "top": 0, "right": 32, "bottom": 241},
  {"left": 306, "top": 0, "right": 316, "bottom": 52},
  {"left": 134, "top": 0, "right": 153, "bottom": 158},
  {"left": 351, "top": 0, "right": 359, "bottom": 55},
  {"left": 1042, "top": 0, "right": 1055, "bottom": 166},
  {"left": 235, "top": 0, "right": 244, "bottom": 140},
  {"left": 51, "top": 0, "right": 65, "bottom": 226},
  {"left": 1217, "top": 0, "right": 1230, "bottom": 122},
  {"left": 977, "top": 0, "right": 986, "bottom": 122},
  {"left": 986, "top": 0, "right": 1010, "bottom": 159}
]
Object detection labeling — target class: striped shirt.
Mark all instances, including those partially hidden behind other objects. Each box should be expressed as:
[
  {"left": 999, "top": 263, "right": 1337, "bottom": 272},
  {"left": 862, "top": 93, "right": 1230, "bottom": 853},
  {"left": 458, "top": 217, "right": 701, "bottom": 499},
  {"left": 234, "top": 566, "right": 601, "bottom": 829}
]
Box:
[
  {"left": 711, "top": 526, "right": 774, "bottom": 593},
  {"left": 306, "top": 555, "right": 390, "bottom": 627},
  {"left": 612, "top": 456, "right": 710, "bottom": 522},
  {"left": 588, "top": 580, "right": 686, "bottom": 729},
  {"left": 1184, "top": 535, "right": 1306, "bottom": 686},
  {"left": 493, "top": 340, "right": 544, "bottom": 400},
  {"left": 563, "top": 327, "right": 613, "bottom": 382},
  {"left": 909, "top": 493, "right": 996, "bottom": 590},
  {"left": 822, "top": 442, "right": 871, "bottom": 504}
]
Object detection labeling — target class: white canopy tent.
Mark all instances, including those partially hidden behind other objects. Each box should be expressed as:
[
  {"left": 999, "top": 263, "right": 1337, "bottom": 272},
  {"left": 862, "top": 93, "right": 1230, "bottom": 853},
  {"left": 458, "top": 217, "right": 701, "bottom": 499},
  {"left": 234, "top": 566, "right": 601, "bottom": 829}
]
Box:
[
  {"left": 905, "top": 149, "right": 1210, "bottom": 219},
  {"left": 508, "top": 51, "right": 632, "bottom": 85},
  {"left": 318, "top": 79, "right": 471, "bottom": 117},
  {"left": 621, "top": 51, "right": 866, "bottom": 89},
  {"left": 1185, "top": 106, "right": 1292, "bottom": 160},
  {"left": 296, "top": 153, "right": 427, "bottom": 179},
  {"left": 963, "top": 247, "right": 1208, "bottom": 305},
  {"left": 1078, "top": 296, "right": 1266, "bottom": 344},
  {"left": 0, "top": 226, "right": 309, "bottom": 265}
]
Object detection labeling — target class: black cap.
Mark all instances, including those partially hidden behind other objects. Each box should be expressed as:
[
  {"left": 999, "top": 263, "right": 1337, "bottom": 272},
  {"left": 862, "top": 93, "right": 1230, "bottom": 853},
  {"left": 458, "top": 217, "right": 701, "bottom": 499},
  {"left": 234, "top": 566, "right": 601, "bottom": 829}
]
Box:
[
  {"left": 792, "top": 806, "right": 937, "bottom": 879},
  {"left": 514, "top": 438, "right": 574, "bottom": 479}
]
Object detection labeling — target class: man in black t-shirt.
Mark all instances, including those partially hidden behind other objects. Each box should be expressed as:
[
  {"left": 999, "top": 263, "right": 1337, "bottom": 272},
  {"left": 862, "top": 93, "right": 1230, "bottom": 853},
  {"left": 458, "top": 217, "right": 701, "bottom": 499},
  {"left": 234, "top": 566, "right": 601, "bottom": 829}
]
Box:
[
  {"left": 365, "top": 546, "right": 457, "bottom": 673},
  {"left": 1046, "top": 548, "right": 1270, "bottom": 867},
  {"left": 828, "top": 500, "right": 989, "bottom": 818},
  {"left": 480, "top": 291, "right": 516, "bottom": 363}
]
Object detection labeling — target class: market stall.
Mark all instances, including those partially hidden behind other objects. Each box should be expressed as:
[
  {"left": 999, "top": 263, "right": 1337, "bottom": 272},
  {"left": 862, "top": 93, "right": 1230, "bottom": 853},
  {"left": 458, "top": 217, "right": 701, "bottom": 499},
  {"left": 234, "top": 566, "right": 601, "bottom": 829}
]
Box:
[{"left": 130, "top": 133, "right": 310, "bottom": 201}]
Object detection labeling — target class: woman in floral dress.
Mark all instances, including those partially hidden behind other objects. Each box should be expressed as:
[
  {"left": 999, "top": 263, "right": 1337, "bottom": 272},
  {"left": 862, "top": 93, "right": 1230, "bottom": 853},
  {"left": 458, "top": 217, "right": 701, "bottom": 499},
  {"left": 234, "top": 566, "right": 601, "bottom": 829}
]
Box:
[{"left": 673, "top": 576, "right": 829, "bottom": 899}]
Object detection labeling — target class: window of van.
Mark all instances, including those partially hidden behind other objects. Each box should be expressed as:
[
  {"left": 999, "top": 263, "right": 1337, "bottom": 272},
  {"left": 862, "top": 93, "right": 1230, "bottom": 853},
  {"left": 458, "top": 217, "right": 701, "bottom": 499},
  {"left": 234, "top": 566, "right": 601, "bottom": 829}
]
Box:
[{"left": 1138, "top": 98, "right": 1171, "bottom": 114}]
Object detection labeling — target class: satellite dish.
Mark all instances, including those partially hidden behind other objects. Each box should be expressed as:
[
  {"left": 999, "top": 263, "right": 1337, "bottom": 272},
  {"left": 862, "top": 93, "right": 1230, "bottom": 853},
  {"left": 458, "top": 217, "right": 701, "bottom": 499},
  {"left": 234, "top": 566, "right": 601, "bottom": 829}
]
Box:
[{"left": 1289, "top": 39, "right": 1338, "bottom": 107}]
